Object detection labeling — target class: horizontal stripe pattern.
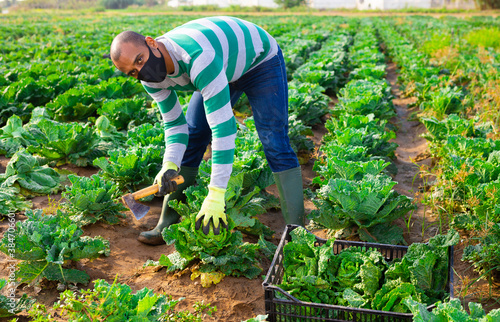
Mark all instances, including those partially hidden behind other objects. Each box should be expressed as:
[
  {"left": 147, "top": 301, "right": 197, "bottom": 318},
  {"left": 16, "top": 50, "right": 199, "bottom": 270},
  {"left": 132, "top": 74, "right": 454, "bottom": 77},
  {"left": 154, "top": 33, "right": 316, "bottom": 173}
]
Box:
[
  {"left": 142, "top": 16, "right": 278, "bottom": 189},
  {"left": 193, "top": 19, "right": 229, "bottom": 70},
  {"left": 142, "top": 86, "right": 188, "bottom": 170},
  {"left": 212, "top": 133, "right": 236, "bottom": 151}
]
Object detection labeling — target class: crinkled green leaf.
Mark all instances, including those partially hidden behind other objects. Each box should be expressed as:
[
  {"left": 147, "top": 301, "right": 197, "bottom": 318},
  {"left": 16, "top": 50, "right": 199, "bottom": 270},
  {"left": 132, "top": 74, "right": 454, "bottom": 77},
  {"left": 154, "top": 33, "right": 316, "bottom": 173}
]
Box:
[
  {"left": 0, "top": 149, "right": 62, "bottom": 195},
  {"left": 0, "top": 209, "right": 109, "bottom": 285},
  {"left": 62, "top": 174, "right": 127, "bottom": 226}
]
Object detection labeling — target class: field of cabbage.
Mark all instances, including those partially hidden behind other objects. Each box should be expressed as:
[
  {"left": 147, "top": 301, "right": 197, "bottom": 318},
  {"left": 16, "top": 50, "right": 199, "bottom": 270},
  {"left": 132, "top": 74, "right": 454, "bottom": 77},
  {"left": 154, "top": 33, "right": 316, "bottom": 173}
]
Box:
[{"left": 0, "top": 11, "right": 499, "bottom": 321}]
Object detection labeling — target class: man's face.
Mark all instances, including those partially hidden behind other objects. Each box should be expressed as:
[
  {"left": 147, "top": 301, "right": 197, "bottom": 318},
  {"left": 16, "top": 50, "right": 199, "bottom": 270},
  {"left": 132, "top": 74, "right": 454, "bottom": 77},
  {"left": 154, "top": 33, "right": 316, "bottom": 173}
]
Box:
[{"left": 112, "top": 41, "right": 152, "bottom": 79}]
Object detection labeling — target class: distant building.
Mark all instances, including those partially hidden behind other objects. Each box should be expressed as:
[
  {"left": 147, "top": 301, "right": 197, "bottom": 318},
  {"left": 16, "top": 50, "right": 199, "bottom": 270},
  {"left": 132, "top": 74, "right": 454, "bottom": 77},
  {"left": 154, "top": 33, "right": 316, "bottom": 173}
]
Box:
[
  {"left": 357, "top": 0, "right": 431, "bottom": 10},
  {"left": 192, "top": 0, "right": 227, "bottom": 6},
  {"left": 166, "top": 0, "right": 191, "bottom": 7},
  {"left": 167, "top": 0, "right": 278, "bottom": 7},
  {"left": 307, "top": 0, "right": 356, "bottom": 9}
]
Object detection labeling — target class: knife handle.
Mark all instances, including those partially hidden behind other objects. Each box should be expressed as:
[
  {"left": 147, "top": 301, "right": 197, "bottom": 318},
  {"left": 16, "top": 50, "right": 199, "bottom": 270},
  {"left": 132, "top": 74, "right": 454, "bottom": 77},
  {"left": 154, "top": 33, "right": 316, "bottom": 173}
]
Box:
[{"left": 132, "top": 175, "right": 185, "bottom": 200}]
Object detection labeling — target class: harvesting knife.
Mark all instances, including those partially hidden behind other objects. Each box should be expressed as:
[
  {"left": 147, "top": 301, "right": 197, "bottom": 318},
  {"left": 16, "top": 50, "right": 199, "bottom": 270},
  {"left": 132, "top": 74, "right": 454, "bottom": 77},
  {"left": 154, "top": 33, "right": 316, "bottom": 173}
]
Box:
[{"left": 122, "top": 175, "right": 184, "bottom": 220}]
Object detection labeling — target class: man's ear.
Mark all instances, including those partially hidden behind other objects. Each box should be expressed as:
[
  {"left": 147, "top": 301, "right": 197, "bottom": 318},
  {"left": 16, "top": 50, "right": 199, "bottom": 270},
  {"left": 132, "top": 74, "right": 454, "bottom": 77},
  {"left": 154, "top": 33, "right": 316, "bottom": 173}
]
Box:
[{"left": 145, "top": 36, "right": 157, "bottom": 48}]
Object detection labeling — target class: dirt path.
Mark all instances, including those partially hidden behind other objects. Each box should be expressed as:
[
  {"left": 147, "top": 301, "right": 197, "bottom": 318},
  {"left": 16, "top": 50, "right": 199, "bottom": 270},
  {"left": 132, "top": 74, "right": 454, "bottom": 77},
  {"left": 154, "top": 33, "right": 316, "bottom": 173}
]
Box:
[{"left": 385, "top": 62, "right": 439, "bottom": 244}]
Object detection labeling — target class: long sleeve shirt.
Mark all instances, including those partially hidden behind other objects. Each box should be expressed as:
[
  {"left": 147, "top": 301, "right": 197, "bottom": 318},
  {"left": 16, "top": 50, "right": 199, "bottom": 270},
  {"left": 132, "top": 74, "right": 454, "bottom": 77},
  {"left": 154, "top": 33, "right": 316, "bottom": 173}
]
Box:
[{"left": 141, "top": 16, "right": 278, "bottom": 189}]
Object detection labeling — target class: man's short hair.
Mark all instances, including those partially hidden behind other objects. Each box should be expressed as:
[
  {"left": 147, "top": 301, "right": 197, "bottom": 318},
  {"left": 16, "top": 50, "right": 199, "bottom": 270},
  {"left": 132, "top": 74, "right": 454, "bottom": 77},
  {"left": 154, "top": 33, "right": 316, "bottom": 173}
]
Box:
[{"left": 110, "top": 30, "right": 146, "bottom": 62}]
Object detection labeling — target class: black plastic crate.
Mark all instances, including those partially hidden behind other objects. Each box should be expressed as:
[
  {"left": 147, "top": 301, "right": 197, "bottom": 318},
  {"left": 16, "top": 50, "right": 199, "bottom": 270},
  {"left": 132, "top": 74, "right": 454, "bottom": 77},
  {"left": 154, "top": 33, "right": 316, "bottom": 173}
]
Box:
[{"left": 262, "top": 224, "right": 454, "bottom": 322}]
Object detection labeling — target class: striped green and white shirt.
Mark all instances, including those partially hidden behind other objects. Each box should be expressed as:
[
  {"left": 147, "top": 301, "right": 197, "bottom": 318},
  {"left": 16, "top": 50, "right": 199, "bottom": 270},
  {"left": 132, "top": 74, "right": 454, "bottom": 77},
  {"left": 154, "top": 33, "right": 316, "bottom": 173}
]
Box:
[{"left": 142, "top": 16, "right": 278, "bottom": 189}]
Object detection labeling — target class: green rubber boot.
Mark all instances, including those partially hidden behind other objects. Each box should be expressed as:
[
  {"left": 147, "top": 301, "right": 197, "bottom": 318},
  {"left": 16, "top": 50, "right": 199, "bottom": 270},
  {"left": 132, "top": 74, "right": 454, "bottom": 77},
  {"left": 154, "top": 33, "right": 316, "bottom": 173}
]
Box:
[
  {"left": 273, "top": 166, "right": 305, "bottom": 226},
  {"left": 137, "top": 166, "right": 198, "bottom": 245}
]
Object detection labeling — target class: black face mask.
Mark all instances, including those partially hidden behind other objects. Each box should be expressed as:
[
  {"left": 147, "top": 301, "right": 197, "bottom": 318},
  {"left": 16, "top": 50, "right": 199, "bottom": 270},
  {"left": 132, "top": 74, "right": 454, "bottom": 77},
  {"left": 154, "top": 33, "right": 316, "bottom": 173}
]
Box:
[{"left": 137, "top": 42, "right": 167, "bottom": 83}]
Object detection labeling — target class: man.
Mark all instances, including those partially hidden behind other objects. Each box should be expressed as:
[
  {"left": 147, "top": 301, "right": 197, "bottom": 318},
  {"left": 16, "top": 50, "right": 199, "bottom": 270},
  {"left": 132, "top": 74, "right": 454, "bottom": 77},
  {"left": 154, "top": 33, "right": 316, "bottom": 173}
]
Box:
[{"left": 110, "top": 16, "right": 304, "bottom": 245}]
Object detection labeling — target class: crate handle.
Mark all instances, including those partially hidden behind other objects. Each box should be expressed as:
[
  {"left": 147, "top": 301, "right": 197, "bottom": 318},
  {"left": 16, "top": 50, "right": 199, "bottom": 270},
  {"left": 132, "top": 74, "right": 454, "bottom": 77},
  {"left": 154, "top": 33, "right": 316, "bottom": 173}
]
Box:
[{"left": 269, "top": 285, "right": 307, "bottom": 303}]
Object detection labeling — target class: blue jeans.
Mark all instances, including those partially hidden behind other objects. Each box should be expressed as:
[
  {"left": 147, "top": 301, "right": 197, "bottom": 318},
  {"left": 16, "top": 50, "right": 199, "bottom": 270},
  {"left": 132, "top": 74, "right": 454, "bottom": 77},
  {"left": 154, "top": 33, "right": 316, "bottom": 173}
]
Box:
[{"left": 181, "top": 47, "right": 299, "bottom": 173}]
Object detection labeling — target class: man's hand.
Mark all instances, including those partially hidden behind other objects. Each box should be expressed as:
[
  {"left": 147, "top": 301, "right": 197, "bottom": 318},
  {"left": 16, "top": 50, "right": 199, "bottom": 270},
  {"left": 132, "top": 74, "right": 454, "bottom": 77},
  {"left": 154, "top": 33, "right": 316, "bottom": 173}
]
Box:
[
  {"left": 154, "top": 161, "right": 179, "bottom": 196},
  {"left": 195, "top": 186, "right": 228, "bottom": 235}
]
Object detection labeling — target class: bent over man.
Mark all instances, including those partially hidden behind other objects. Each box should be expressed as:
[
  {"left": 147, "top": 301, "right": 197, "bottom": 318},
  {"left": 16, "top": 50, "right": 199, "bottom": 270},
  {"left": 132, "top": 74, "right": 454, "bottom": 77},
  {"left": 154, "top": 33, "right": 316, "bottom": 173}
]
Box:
[{"left": 110, "top": 16, "right": 304, "bottom": 245}]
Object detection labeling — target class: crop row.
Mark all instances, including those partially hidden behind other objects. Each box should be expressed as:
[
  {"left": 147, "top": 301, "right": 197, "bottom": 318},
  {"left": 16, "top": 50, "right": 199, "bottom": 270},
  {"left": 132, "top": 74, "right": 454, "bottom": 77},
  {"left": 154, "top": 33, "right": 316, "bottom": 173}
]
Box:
[
  {"left": 376, "top": 16, "right": 500, "bottom": 293},
  {"left": 309, "top": 20, "right": 414, "bottom": 246}
]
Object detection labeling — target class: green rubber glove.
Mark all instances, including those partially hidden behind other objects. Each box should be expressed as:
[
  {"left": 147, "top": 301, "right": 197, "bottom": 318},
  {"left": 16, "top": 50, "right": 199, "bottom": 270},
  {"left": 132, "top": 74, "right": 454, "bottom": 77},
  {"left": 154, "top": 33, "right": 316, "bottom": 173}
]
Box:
[
  {"left": 154, "top": 161, "right": 179, "bottom": 196},
  {"left": 195, "top": 186, "right": 228, "bottom": 235}
]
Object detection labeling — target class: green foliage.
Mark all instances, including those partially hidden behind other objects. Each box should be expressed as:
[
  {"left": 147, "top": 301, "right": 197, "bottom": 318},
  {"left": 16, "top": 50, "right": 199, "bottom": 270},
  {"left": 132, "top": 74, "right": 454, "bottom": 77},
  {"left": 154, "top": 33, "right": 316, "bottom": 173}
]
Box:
[
  {"left": 323, "top": 113, "right": 398, "bottom": 159},
  {"left": 28, "top": 277, "right": 216, "bottom": 321},
  {"left": 97, "top": 97, "right": 151, "bottom": 130},
  {"left": 0, "top": 186, "right": 32, "bottom": 215},
  {"left": 425, "top": 137, "right": 500, "bottom": 230},
  {"left": 420, "top": 32, "right": 452, "bottom": 56},
  {"left": 308, "top": 24, "right": 404, "bottom": 244},
  {"left": 372, "top": 278, "right": 421, "bottom": 312},
  {"left": 313, "top": 157, "right": 390, "bottom": 183},
  {"left": 314, "top": 117, "right": 392, "bottom": 183},
  {"left": 62, "top": 174, "right": 127, "bottom": 226},
  {"left": 419, "top": 86, "right": 464, "bottom": 120},
  {"left": 349, "top": 64, "right": 386, "bottom": 80},
  {"left": 285, "top": 28, "right": 349, "bottom": 89},
  {"left": 288, "top": 80, "right": 331, "bottom": 126},
  {"left": 125, "top": 122, "right": 165, "bottom": 148},
  {"left": 466, "top": 27, "right": 500, "bottom": 48},
  {"left": 2, "top": 77, "right": 52, "bottom": 108},
  {"left": 324, "top": 126, "right": 397, "bottom": 159},
  {"left": 404, "top": 298, "right": 500, "bottom": 321},
  {"left": 0, "top": 114, "right": 37, "bottom": 157},
  {"left": 0, "top": 209, "right": 110, "bottom": 286},
  {"left": 45, "top": 87, "right": 101, "bottom": 122},
  {"left": 156, "top": 210, "right": 262, "bottom": 284},
  {"left": 287, "top": 114, "right": 314, "bottom": 155},
  {"left": 431, "top": 153, "right": 500, "bottom": 209},
  {"left": 278, "top": 35, "right": 323, "bottom": 77},
  {"left": 234, "top": 117, "right": 266, "bottom": 159},
  {"left": 99, "top": 0, "right": 134, "bottom": 9},
  {"left": 0, "top": 278, "right": 36, "bottom": 318},
  {"left": 94, "top": 115, "right": 127, "bottom": 146},
  {"left": 421, "top": 114, "right": 492, "bottom": 144},
  {"left": 334, "top": 79, "right": 395, "bottom": 120},
  {"left": 26, "top": 119, "right": 107, "bottom": 167},
  {"left": 0, "top": 149, "right": 63, "bottom": 196},
  {"left": 0, "top": 98, "right": 34, "bottom": 128},
  {"left": 292, "top": 65, "right": 337, "bottom": 91},
  {"left": 278, "top": 227, "right": 339, "bottom": 304},
  {"left": 309, "top": 175, "right": 415, "bottom": 244},
  {"left": 93, "top": 146, "right": 162, "bottom": 191},
  {"left": 273, "top": 0, "right": 305, "bottom": 9},
  {"left": 316, "top": 144, "right": 372, "bottom": 168},
  {"left": 384, "top": 229, "right": 458, "bottom": 305},
  {"left": 349, "top": 48, "right": 384, "bottom": 69},
  {"left": 462, "top": 223, "right": 500, "bottom": 282},
  {"left": 45, "top": 77, "right": 143, "bottom": 122}
]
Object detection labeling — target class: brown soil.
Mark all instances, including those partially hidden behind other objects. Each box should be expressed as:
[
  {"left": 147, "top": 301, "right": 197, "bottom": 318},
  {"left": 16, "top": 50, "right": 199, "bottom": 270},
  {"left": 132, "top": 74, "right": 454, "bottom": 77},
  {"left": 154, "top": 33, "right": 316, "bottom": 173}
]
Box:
[
  {"left": 1, "top": 63, "right": 499, "bottom": 321},
  {"left": 385, "top": 62, "right": 438, "bottom": 244}
]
